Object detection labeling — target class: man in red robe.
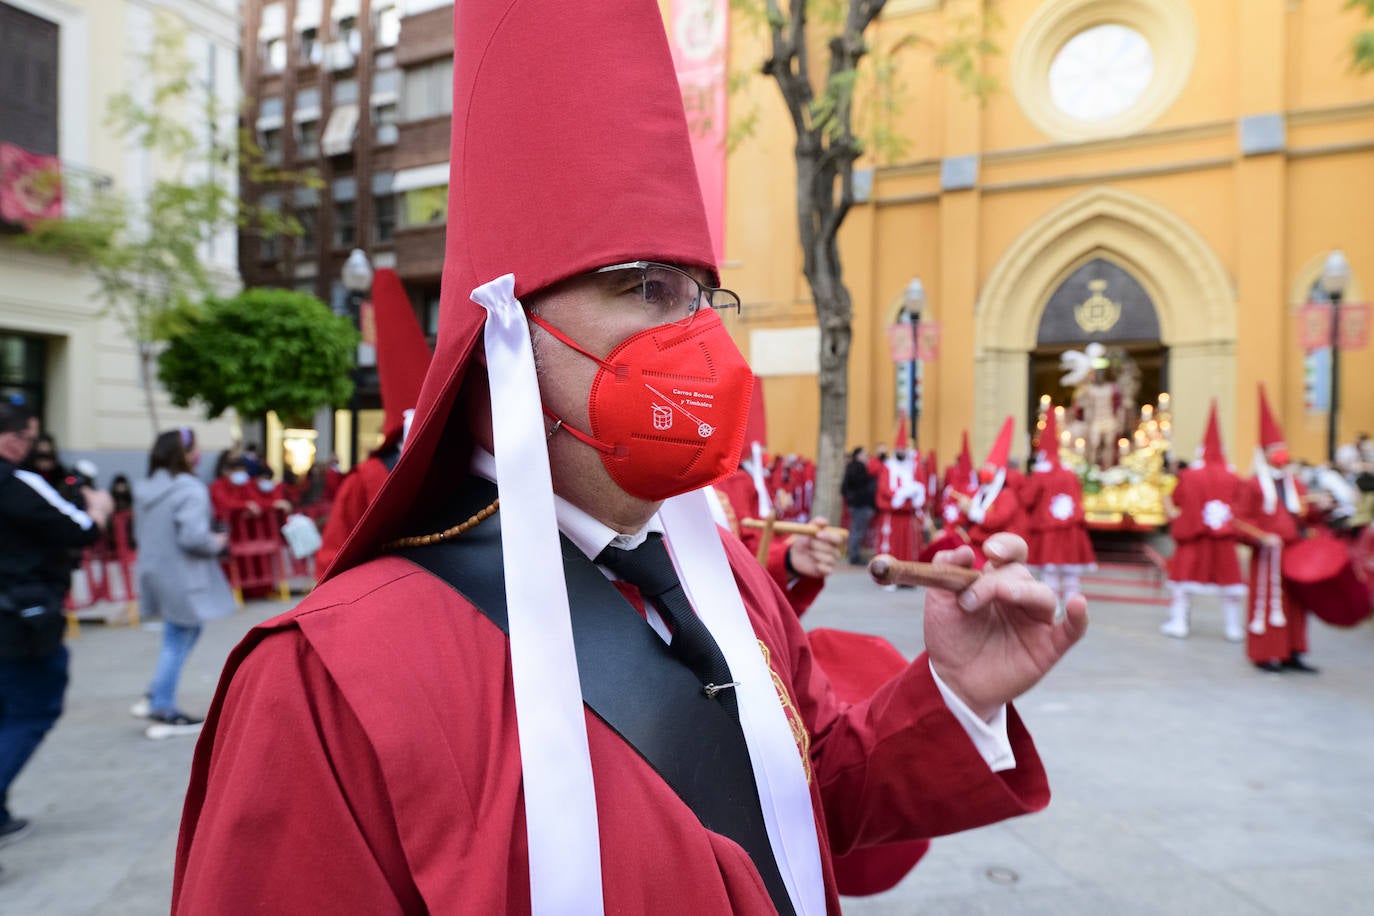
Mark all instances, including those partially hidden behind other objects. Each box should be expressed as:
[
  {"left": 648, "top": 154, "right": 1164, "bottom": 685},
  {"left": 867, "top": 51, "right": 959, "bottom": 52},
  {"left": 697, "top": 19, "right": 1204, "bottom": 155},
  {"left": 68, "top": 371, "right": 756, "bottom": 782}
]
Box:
[
  {"left": 1024, "top": 403, "right": 1096, "bottom": 602},
  {"left": 1162, "top": 400, "right": 1246, "bottom": 641},
  {"left": 710, "top": 463, "right": 838, "bottom": 618},
  {"left": 873, "top": 415, "right": 925, "bottom": 571},
  {"left": 172, "top": 5, "right": 1087, "bottom": 913},
  {"left": 1239, "top": 387, "right": 1320, "bottom": 673},
  {"left": 316, "top": 268, "right": 432, "bottom": 572},
  {"left": 959, "top": 417, "right": 1027, "bottom": 551}
]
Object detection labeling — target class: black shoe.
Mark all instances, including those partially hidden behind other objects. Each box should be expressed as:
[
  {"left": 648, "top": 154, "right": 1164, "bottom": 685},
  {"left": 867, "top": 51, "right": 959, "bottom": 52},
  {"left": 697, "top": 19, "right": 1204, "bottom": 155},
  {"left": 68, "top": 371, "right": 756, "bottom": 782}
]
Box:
[
  {"left": 1255, "top": 660, "right": 1284, "bottom": 673},
  {"left": 1282, "top": 654, "right": 1320, "bottom": 674},
  {"left": 145, "top": 711, "right": 204, "bottom": 740},
  {"left": 0, "top": 817, "right": 32, "bottom": 847}
]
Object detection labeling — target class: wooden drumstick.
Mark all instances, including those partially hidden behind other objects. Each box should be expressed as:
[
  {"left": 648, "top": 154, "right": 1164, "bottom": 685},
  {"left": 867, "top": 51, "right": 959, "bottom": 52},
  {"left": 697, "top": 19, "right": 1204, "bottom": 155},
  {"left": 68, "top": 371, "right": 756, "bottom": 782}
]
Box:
[
  {"left": 868, "top": 554, "right": 981, "bottom": 591},
  {"left": 740, "top": 518, "right": 850, "bottom": 541}
]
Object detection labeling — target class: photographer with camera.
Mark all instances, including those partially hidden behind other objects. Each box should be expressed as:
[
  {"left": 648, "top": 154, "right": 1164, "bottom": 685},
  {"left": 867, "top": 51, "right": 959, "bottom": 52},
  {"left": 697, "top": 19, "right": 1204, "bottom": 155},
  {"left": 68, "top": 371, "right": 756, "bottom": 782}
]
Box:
[{"left": 0, "top": 400, "right": 111, "bottom": 847}]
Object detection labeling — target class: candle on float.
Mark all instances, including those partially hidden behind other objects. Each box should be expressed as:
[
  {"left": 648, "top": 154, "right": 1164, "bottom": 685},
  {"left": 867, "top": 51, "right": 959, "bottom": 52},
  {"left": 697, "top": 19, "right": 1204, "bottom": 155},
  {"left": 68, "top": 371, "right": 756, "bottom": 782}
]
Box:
[{"left": 1118, "top": 437, "right": 1130, "bottom": 456}]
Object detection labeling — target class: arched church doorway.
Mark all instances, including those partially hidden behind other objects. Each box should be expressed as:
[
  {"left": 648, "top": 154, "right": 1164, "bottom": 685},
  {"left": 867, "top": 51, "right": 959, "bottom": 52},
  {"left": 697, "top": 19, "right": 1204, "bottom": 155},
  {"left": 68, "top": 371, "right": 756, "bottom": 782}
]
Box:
[
  {"left": 1029, "top": 257, "right": 1167, "bottom": 463},
  {"left": 974, "top": 186, "right": 1238, "bottom": 466}
]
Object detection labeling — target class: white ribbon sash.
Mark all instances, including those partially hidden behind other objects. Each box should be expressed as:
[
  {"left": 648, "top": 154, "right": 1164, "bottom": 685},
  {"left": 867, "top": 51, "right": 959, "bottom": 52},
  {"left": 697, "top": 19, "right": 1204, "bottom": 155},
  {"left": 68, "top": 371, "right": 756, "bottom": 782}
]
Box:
[
  {"left": 660, "top": 491, "right": 827, "bottom": 916},
  {"left": 471, "top": 275, "right": 604, "bottom": 914}
]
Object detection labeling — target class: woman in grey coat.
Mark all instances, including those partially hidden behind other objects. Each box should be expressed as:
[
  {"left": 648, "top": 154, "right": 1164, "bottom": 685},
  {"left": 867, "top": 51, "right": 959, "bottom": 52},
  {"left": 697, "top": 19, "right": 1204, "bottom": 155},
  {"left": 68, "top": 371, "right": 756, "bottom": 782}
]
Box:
[{"left": 132, "top": 429, "right": 234, "bottom": 739}]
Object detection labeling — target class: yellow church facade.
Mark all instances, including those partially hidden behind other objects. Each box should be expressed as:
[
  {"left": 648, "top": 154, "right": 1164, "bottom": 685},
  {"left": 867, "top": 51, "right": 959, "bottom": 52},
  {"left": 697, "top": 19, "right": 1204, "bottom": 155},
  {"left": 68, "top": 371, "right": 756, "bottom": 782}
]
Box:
[{"left": 719, "top": 0, "right": 1374, "bottom": 467}]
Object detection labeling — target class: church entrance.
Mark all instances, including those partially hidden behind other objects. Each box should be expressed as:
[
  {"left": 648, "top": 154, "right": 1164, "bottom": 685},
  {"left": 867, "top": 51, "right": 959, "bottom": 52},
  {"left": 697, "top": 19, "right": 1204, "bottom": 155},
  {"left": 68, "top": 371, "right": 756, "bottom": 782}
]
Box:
[{"left": 1027, "top": 257, "right": 1168, "bottom": 464}]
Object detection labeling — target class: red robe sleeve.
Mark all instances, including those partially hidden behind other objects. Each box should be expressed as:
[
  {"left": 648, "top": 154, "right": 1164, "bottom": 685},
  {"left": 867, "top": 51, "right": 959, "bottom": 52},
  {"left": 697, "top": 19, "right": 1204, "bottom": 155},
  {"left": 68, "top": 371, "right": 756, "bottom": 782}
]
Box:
[
  {"left": 734, "top": 525, "right": 826, "bottom": 618},
  {"left": 174, "top": 630, "right": 424, "bottom": 914},
  {"left": 722, "top": 536, "right": 1051, "bottom": 854}
]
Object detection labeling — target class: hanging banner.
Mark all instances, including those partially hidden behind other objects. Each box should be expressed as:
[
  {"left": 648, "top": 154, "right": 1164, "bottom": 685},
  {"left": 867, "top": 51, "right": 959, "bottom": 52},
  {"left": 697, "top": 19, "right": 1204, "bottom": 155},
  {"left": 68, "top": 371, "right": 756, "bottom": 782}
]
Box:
[
  {"left": 887, "top": 322, "right": 916, "bottom": 362},
  {"left": 1339, "top": 303, "right": 1370, "bottom": 350},
  {"left": 916, "top": 322, "right": 942, "bottom": 361},
  {"left": 1297, "top": 301, "right": 1371, "bottom": 351},
  {"left": 669, "top": 0, "right": 729, "bottom": 262},
  {"left": 0, "top": 143, "right": 63, "bottom": 228}
]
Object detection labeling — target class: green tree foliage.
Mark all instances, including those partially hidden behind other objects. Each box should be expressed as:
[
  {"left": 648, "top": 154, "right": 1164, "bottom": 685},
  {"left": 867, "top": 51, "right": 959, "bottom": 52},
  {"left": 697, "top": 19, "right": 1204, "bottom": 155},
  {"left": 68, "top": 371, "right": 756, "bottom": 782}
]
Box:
[
  {"left": 730, "top": 0, "right": 997, "bottom": 519},
  {"left": 15, "top": 13, "right": 313, "bottom": 432},
  {"left": 158, "top": 289, "right": 359, "bottom": 423},
  {"left": 1350, "top": 0, "right": 1374, "bottom": 73}
]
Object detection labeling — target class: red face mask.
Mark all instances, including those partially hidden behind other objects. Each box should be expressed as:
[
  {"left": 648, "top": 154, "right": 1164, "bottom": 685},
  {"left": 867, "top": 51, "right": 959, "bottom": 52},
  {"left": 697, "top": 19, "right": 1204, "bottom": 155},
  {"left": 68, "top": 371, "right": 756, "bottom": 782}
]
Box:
[
  {"left": 978, "top": 466, "right": 998, "bottom": 484},
  {"left": 1268, "top": 448, "right": 1290, "bottom": 467},
  {"left": 528, "top": 309, "right": 754, "bottom": 501}
]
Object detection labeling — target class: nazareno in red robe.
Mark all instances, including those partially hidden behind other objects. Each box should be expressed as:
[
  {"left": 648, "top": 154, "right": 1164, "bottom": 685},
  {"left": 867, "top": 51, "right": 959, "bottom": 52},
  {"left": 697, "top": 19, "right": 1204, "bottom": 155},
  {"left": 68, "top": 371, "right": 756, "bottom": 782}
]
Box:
[
  {"left": 173, "top": 532, "right": 1050, "bottom": 915},
  {"left": 874, "top": 467, "right": 922, "bottom": 562},
  {"left": 1021, "top": 467, "right": 1096, "bottom": 569},
  {"left": 1166, "top": 464, "right": 1244, "bottom": 591},
  {"left": 1238, "top": 474, "right": 1312, "bottom": 664},
  {"left": 315, "top": 456, "right": 391, "bottom": 572},
  {"left": 713, "top": 467, "right": 824, "bottom": 616}
]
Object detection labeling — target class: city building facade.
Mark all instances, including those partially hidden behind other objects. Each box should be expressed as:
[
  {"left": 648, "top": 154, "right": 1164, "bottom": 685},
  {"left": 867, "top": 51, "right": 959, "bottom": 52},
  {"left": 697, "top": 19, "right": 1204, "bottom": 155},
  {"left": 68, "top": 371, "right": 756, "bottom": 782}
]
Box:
[
  {"left": 723, "top": 0, "right": 1374, "bottom": 465},
  {"left": 0, "top": 0, "right": 241, "bottom": 482},
  {"left": 237, "top": 0, "right": 1374, "bottom": 471},
  {"left": 239, "top": 0, "right": 451, "bottom": 468}
]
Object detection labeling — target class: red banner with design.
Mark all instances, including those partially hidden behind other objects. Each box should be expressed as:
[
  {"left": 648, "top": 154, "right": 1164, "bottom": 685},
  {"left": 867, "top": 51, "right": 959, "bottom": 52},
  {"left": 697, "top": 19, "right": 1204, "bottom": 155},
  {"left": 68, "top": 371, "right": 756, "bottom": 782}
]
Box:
[
  {"left": 669, "top": 0, "right": 728, "bottom": 263},
  {"left": 0, "top": 143, "right": 62, "bottom": 228},
  {"left": 1298, "top": 301, "right": 1371, "bottom": 351}
]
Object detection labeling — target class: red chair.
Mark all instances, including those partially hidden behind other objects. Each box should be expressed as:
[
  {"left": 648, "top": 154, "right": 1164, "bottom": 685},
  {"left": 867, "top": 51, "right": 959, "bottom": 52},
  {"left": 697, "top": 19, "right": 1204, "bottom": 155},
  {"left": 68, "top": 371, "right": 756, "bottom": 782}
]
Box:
[{"left": 224, "top": 508, "right": 290, "bottom": 604}]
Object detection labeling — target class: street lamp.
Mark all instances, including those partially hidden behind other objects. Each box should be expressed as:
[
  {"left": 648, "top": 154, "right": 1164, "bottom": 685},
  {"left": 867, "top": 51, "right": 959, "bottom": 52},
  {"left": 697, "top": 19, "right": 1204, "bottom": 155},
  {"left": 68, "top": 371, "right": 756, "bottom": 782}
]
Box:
[
  {"left": 1320, "top": 249, "right": 1350, "bottom": 463},
  {"left": 903, "top": 278, "right": 925, "bottom": 448},
  {"left": 341, "top": 248, "right": 374, "bottom": 467}
]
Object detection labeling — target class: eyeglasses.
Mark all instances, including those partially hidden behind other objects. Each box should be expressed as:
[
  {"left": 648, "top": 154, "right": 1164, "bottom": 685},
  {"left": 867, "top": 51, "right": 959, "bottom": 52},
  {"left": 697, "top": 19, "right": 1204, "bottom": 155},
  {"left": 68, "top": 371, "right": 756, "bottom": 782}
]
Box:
[{"left": 594, "top": 261, "right": 741, "bottom": 327}]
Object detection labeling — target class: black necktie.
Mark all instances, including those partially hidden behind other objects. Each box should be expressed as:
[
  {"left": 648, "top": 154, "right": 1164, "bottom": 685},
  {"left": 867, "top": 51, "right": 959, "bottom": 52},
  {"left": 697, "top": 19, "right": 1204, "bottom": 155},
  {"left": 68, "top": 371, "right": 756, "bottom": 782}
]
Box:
[{"left": 596, "top": 534, "right": 739, "bottom": 717}]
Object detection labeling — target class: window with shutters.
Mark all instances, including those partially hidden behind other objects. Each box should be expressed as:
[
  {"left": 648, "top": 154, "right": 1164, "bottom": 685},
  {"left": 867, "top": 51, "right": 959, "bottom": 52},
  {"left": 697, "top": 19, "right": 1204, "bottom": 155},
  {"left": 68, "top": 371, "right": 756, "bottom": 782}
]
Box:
[{"left": 0, "top": 3, "right": 60, "bottom": 154}]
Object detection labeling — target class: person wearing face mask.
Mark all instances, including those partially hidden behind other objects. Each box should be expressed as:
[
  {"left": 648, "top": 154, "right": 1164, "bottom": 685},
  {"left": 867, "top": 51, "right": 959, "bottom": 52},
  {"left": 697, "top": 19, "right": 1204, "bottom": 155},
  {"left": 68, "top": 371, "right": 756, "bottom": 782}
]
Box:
[
  {"left": 209, "top": 453, "right": 260, "bottom": 523},
  {"left": 249, "top": 468, "right": 294, "bottom": 516},
  {"left": 130, "top": 429, "right": 233, "bottom": 737},
  {"left": 0, "top": 400, "right": 112, "bottom": 847},
  {"left": 172, "top": 6, "right": 1087, "bottom": 913}
]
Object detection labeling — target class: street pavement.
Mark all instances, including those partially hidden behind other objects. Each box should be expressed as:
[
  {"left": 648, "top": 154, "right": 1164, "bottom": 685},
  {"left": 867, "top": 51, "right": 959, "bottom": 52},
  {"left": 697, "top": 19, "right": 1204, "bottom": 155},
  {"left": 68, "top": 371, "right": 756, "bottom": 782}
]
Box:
[{"left": 2, "top": 564, "right": 1371, "bottom": 915}]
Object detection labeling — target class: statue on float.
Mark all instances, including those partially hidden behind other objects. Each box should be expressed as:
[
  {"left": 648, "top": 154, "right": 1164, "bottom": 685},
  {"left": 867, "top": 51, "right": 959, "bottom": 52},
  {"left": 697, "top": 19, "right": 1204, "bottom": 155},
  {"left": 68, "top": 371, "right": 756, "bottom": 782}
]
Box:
[{"left": 1060, "top": 342, "right": 1121, "bottom": 468}]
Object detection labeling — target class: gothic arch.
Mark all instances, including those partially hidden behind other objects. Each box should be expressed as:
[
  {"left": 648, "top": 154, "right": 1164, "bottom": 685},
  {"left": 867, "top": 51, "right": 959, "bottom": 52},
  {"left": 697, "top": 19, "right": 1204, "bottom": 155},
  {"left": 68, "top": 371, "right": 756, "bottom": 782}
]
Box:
[{"left": 973, "top": 185, "right": 1237, "bottom": 457}]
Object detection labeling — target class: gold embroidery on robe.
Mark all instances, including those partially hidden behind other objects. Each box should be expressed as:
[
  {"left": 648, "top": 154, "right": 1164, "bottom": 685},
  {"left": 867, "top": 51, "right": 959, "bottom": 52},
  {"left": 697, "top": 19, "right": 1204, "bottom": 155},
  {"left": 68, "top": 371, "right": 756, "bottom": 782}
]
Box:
[{"left": 757, "top": 639, "right": 812, "bottom": 784}]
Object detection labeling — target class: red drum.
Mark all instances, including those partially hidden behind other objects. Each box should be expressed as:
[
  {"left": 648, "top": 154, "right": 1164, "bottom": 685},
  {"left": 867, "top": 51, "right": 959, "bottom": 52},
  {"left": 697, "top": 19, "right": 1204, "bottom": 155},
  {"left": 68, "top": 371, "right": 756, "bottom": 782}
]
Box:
[{"left": 1282, "top": 535, "right": 1372, "bottom": 628}]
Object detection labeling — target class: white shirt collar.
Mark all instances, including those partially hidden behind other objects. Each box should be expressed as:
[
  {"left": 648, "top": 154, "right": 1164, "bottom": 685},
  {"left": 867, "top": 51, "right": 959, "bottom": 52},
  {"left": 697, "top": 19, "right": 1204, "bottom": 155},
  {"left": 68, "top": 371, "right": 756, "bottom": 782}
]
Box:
[{"left": 470, "top": 447, "right": 662, "bottom": 560}]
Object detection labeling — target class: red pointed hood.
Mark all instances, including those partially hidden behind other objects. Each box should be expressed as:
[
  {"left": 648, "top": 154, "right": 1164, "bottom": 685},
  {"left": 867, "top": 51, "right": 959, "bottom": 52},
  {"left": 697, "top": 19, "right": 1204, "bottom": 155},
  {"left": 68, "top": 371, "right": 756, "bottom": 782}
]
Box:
[
  {"left": 1258, "top": 384, "right": 1285, "bottom": 453},
  {"left": 894, "top": 415, "right": 910, "bottom": 452},
  {"left": 957, "top": 431, "right": 972, "bottom": 475},
  {"left": 1201, "top": 399, "right": 1226, "bottom": 466},
  {"left": 371, "top": 268, "right": 432, "bottom": 440},
  {"left": 984, "top": 416, "right": 1014, "bottom": 471},
  {"left": 1039, "top": 403, "right": 1062, "bottom": 470},
  {"left": 330, "top": 0, "right": 716, "bottom": 574}
]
